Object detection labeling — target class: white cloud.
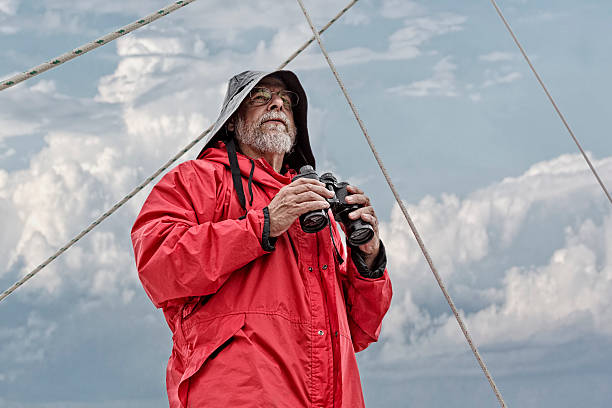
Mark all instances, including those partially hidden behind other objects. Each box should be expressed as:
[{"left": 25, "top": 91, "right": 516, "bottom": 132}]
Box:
[
  {"left": 479, "top": 51, "right": 516, "bottom": 62},
  {"left": 40, "top": 10, "right": 88, "bottom": 34},
  {"left": 472, "top": 218, "right": 612, "bottom": 342},
  {"left": 0, "top": 190, "right": 21, "bottom": 273},
  {"left": 380, "top": 0, "right": 425, "bottom": 19},
  {"left": 0, "top": 0, "right": 157, "bottom": 35},
  {"left": 342, "top": 9, "right": 371, "bottom": 26},
  {"left": 0, "top": 0, "right": 19, "bottom": 15},
  {"left": 387, "top": 15, "right": 466, "bottom": 59},
  {"left": 0, "top": 312, "right": 57, "bottom": 382},
  {"left": 0, "top": 35, "right": 222, "bottom": 305},
  {"left": 116, "top": 36, "right": 193, "bottom": 57},
  {"left": 96, "top": 56, "right": 170, "bottom": 104},
  {"left": 476, "top": 52, "right": 523, "bottom": 91},
  {"left": 0, "top": 147, "right": 16, "bottom": 159},
  {"left": 34, "top": 0, "right": 166, "bottom": 16},
  {"left": 0, "top": 23, "right": 17, "bottom": 33},
  {"left": 379, "top": 153, "right": 612, "bottom": 364},
  {"left": 517, "top": 11, "right": 567, "bottom": 24},
  {"left": 0, "top": 116, "right": 41, "bottom": 141},
  {"left": 288, "top": 13, "right": 466, "bottom": 69},
  {"left": 387, "top": 56, "right": 457, "bottom": 97},
  {"left": 482, "top": 70, "right": 522, "bottom": 87},
  {"left": 0, "top": 80, "right": 116, "bottom": 147},
  {"left": 0, "top": 126, "right": 143, "bottom": 300},
  {"left": 29, "top": 80, "right": 57, "bottom": 94}
]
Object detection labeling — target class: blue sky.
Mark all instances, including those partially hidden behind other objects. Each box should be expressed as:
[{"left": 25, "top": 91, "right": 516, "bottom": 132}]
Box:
[{"left": 1, "top": 0, "right": 612, "bottom": 406}]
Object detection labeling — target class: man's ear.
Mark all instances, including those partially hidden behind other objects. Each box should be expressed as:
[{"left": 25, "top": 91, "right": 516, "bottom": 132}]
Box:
[{"left": 226, "top": 114, "right": 237, "bottom": 132}]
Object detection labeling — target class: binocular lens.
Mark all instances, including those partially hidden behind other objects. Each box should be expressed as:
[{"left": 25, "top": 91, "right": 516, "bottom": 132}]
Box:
[
  {"left": 348, "top": 227, "right": 374, "bottom": 246},
  {"left": 301, "top": 212, "right": 328, "bottom": 233}
]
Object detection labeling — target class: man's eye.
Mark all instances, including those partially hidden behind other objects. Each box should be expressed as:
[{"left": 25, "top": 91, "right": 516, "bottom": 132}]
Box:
[{"left": 251, "top": 89, "right": 271, "bottom": 102}]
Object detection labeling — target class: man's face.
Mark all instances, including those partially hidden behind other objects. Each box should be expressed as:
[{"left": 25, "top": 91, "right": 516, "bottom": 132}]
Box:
[{"left": 231, "top": 77, "right": 297, "bottom": 155}]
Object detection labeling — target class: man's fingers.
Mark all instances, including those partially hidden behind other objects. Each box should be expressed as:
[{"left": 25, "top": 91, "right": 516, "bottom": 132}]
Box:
[
  {"left": 292, "top": 177, "right": 321, "bottom": 184},
  {"left": 345, "top": 185, "right": 371, "bottom": 207},
  {"left": 297, "top": 201, "right": 330, "bottom": 214},
  {"left": 293, "top": 191, "right": 330, "bottom": 204},
  {"left": 349, "top": 206, "right": 377, "bottom": 223},
  {"left": 344, "top": 193, "right": 370, "bottom": 206},
  {"left": 361, "top": 213, "right": 378, "bottom": 228},
  {"left": 291, "top": 177, "right": 325, "bottom": 188},
  {"left": 287, "top": 182, "right": 334, "bottom": 199},
  {"left": 347, "top": 185, "right": 364, "bottom": 195}
]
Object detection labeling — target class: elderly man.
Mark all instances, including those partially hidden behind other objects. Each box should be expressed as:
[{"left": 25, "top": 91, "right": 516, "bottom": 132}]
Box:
[{"left": 131, "top": 70, "right": 392, "bottom": 408}]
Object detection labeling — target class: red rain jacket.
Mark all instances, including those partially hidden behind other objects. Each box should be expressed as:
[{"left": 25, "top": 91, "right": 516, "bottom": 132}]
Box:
[{"left": 131, "top": 143, "right": 392, "bottom": 407}]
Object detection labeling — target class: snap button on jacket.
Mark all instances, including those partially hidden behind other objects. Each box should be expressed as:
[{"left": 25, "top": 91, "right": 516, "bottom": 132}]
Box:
[{"left": 131, "top": 144, "right": 392, "bottom": 407}]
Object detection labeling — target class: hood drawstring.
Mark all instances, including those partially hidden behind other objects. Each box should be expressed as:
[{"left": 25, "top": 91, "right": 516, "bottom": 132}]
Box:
[{"left": 226, "top": 138, "right": 255, "bottom": 219}]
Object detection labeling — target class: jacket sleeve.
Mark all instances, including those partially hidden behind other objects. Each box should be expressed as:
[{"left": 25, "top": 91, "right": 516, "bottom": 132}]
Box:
[
  {"left": 334, "top": 224, "right": 393, "bottom": 353},
  {"left": 131, "top": 161, "right": 272, "bottom": 309}
]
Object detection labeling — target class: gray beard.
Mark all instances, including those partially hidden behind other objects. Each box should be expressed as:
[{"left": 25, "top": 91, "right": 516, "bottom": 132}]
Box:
[{"left": 234, "top": 111, "right": 297, "bottom": 155}]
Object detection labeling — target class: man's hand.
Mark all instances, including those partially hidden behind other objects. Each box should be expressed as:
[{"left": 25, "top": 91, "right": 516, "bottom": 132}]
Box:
[
  {"left": 344, "top": 185, "right": 381, "bottom": 268},
  {"left": 268, "top": 178, "right": 334, "bottom": 237}
]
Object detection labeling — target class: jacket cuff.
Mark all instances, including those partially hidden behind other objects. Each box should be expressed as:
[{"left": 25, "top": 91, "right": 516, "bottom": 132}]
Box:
[
  {"left": 261, "top": 207, "right": 277, "bottom": 252},
  {"left": 351, "top": 240, "right": 387, "bottom": 279}
]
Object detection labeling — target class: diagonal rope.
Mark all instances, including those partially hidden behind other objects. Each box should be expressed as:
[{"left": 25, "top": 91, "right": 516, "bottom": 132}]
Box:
[
  {"left": 0, "top": 0, "right": 197, "bottom": 92},
  {"left": 294, "top": 0, "right": 507, "bottom": 406},
  {"left": 490, "top": 0, "right": 612, "bottom": 207},
  {"left": 0, "top": 0, "right": 360, "bottom": 304}
]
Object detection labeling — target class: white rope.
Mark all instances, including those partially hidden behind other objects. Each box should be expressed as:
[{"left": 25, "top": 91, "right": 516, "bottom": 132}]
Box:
[
  {"left": 490, "top": 0, "right": 612, "bottom": 207},
  {"left": 0, "top": 0, "right": 360, "bottom": 304},
  {"left": 0, "top": 0, "right": 197, "bottom": 92},
  {"left": 294, "top": 0, "right": 508, "bottom": 406}
]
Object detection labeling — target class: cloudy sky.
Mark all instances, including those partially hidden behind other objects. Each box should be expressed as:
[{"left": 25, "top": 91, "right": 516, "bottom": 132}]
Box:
[{"left": 1, "top": 0, "right": 612, "bottom": 406}]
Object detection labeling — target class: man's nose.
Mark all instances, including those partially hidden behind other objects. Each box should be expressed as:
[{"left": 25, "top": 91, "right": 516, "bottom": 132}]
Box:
[{"left": 267, "top": 93, "right": 285, "bottom": 111}]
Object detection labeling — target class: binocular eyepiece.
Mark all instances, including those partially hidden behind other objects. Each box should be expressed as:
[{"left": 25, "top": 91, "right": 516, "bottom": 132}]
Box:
[{"left": 294, "top": 165, "right": 374, "bottom": 247}]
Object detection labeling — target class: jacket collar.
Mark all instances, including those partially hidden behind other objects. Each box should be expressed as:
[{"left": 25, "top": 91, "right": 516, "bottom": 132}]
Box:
[{"left": 200, "top": 141, "right": 295, "bottom": 190}]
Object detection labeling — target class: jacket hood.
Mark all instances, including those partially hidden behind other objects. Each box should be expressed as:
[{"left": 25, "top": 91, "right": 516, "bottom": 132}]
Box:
[{"left": 196, "top": 70, "right": 315, "bottom": 171}]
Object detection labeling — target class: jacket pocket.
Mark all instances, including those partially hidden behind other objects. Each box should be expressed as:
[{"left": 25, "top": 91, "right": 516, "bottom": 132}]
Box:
[
  {"left": 177, "top": 313, "right": 246, "bottom": 408},
  {"left": 181, "top": 295, "right": 211, "bottom": 321}
]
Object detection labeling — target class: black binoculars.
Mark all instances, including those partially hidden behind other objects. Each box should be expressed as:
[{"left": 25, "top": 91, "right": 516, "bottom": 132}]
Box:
[{"left": 294, "top": 165, "right": 374, "bottom": 246}]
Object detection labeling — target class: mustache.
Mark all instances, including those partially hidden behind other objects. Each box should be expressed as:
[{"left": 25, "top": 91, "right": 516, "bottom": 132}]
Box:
[{"left": 257, "top": 111, "right": 289, "bottom": 127}]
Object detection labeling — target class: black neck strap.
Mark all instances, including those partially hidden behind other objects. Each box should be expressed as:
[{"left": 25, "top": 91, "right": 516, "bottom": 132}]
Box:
[{"left": 226, "top": 138, "right": 247, "bottom": 211}]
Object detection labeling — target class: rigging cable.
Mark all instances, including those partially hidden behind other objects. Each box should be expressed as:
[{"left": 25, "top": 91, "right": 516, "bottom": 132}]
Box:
[
  {"left": 0, "top": 0, "right": 360, "bottom": 304},
  {"left": 0, "top": 0, "right": 198, "bottom": 92},
  {"left": 294, "top": 0, "right": 508, "bottom": 406},
  {"left": 490, "top": 0, "right": 612, "bottom": 206}
]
